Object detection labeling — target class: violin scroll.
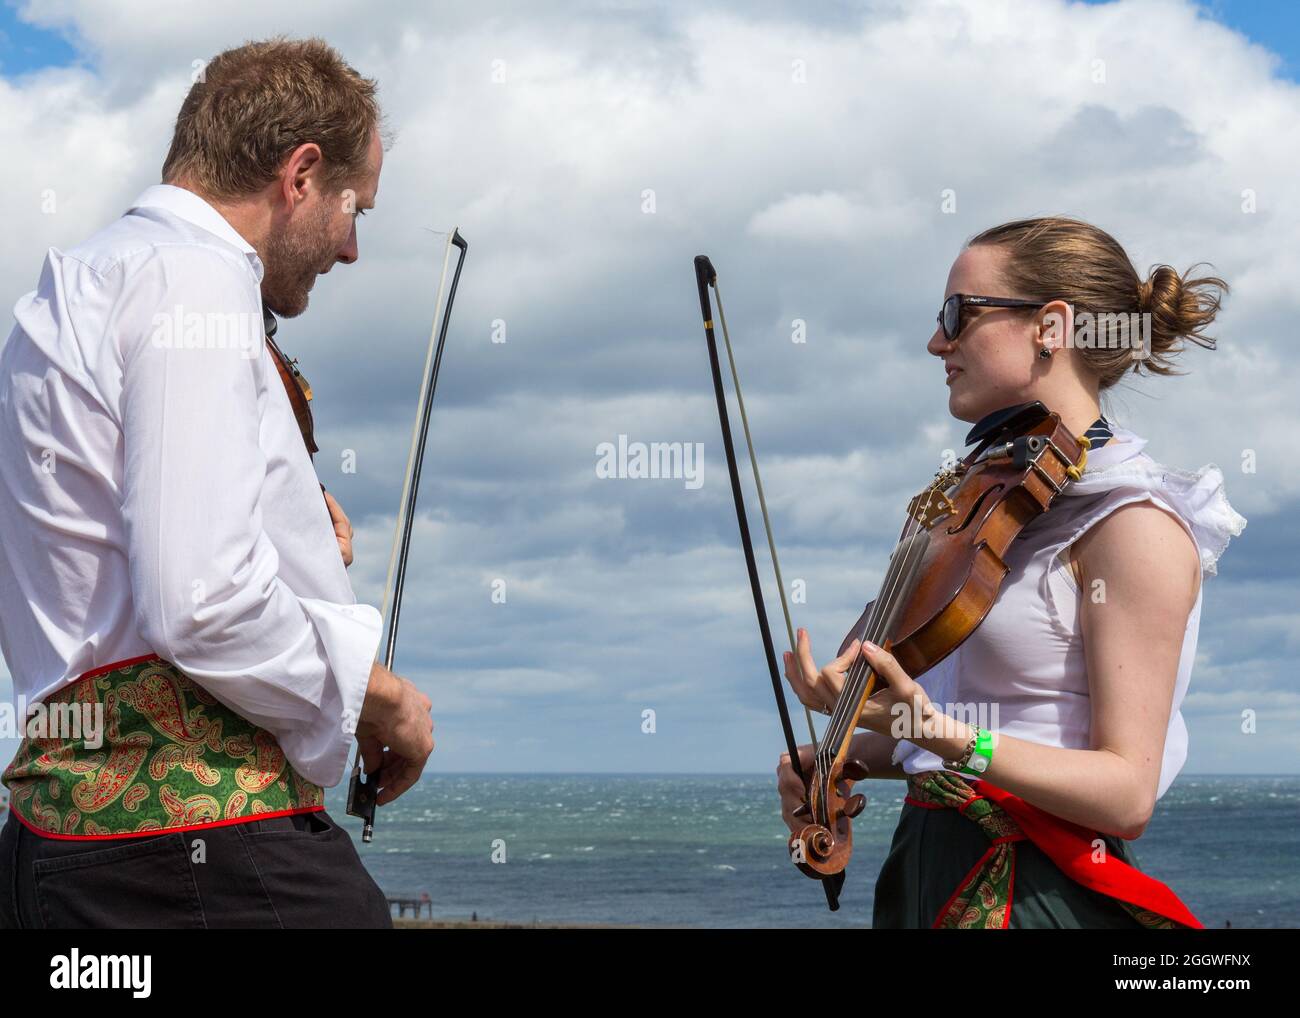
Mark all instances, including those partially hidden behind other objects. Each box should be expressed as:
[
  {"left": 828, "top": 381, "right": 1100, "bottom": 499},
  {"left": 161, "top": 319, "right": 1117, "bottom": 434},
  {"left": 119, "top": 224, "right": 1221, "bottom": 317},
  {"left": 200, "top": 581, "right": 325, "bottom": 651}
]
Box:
[{"left": 788, "top": 753, "right": 872, "bottom": 878}]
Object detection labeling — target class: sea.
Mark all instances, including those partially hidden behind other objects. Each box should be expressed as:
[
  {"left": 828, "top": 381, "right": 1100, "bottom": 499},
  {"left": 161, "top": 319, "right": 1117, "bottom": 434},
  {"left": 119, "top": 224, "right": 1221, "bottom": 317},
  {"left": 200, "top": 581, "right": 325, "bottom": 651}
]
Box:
[{"left": 328, "top": 773, "right": 1300, "bottom": 928}]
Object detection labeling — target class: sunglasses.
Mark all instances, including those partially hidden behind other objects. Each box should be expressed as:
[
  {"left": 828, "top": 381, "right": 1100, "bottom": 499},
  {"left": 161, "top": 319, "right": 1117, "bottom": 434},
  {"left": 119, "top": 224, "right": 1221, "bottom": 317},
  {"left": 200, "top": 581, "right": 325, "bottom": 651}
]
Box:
[{"left": 937, "top": 294, "right": 1048, "bottom": 343}]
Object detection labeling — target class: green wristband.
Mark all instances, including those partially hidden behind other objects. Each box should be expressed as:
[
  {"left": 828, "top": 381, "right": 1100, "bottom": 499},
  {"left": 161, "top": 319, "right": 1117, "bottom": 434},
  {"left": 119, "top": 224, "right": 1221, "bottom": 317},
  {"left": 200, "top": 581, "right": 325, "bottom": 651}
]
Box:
[
  {"left": 961, "top": 726, "right": 995, "bottom": 775},
  {"left": 945, "top": 724, "right": 996, "bottom": 776}
]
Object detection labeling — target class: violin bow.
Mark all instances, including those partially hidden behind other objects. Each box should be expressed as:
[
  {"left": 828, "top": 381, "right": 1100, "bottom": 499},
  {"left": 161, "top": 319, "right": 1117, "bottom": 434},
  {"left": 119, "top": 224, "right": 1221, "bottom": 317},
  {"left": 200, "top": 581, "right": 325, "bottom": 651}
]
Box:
[
  {"left": 347, "top": 227, "right": 468, "bottom": 842},
  {"left": 692, "top": 255, "right": 845, "bottom": 911}
]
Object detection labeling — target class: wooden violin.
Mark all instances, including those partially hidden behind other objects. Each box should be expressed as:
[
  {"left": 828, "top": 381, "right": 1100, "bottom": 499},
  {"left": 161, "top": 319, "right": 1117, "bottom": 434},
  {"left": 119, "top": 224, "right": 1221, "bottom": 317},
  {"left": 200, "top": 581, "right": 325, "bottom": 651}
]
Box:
[
  {"left": 692, "top": 254, "right": 1091, "bottom": 908},
  {"left": 787, "top": 401, "right": 1091, "bottom": 881},
  {"left": 263, "top": 311, "right": 319, "bottom": 459}
]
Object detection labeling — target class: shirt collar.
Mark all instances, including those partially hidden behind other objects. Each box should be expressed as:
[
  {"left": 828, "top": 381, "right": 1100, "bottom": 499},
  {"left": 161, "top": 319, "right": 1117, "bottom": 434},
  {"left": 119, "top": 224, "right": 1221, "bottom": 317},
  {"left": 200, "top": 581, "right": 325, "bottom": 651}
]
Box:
[
  {"left": 1082, "top": 413, "right": 1113, "bottom": 448},
  {"left": 1080, "top": 421, "right": 1147, "bottom": 474},
  {"left": 127, "top": 184, "right": 264, "bottom": 281}
]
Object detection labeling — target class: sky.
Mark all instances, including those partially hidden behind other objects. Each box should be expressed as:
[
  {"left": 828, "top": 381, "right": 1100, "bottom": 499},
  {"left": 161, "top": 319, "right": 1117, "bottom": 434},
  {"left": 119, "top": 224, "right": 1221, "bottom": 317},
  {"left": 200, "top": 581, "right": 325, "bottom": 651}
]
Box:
[{"left": 0, "top": 0, "right": 1296, "bottom": 781}]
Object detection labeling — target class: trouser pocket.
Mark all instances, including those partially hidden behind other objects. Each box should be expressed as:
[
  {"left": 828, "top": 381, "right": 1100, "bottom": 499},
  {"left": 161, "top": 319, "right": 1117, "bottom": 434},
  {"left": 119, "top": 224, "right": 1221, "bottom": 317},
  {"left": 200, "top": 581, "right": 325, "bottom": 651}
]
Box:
[
  {"left": 32, "top": 832, "right": 203, "bottom": 929},
  {"left": 236, "top": 810, "right": 392, "bottom": 928}
]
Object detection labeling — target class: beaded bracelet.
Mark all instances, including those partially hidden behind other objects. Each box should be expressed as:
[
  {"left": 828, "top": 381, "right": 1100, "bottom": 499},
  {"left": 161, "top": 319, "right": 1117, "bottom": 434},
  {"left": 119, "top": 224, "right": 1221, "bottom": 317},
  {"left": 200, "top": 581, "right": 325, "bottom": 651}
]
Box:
[{"left": 944, "top": 724, "right": 995, "bottom": 776}]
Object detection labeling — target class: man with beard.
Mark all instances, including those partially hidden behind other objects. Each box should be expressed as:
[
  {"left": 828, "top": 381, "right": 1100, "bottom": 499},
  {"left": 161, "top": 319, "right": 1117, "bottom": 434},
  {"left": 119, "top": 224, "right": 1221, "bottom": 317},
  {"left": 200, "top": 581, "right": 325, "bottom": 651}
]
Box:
[{"left": 0, "top": 37, "right": 433, "bottom": 928}]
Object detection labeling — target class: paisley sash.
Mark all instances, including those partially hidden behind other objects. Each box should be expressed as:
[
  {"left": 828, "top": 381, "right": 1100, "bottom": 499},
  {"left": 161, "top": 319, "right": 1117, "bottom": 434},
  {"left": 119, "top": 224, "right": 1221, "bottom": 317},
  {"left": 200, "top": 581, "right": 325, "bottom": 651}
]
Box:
[
  {"left": 2, "top": 655, "right": 324, "bottom": 840},
  {"left": 905, "top": 770, "right": 1201, "bottom": 929}
]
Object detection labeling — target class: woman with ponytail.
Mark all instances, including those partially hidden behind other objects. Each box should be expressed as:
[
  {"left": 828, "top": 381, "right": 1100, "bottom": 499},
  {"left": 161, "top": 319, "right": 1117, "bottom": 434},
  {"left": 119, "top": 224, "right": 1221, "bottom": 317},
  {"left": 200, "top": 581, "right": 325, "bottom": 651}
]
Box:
[{"left": 776, "top": 217, "right": 1246, "bottom": 928}]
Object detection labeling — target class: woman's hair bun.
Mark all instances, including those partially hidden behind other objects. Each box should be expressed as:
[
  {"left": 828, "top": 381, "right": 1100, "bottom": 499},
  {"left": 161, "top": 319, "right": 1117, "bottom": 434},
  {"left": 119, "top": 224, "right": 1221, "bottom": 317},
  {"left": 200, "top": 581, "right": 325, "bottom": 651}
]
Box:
[{"left": 1138, "top": 263, "right": 1228, "bottom": 372}]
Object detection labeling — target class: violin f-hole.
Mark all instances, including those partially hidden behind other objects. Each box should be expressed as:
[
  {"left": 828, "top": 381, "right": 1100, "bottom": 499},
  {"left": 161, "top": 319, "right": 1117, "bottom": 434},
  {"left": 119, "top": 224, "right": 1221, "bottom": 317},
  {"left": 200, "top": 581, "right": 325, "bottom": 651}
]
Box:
[{"left": 947, "top": 482, "right": 1005, "bottom": 535}]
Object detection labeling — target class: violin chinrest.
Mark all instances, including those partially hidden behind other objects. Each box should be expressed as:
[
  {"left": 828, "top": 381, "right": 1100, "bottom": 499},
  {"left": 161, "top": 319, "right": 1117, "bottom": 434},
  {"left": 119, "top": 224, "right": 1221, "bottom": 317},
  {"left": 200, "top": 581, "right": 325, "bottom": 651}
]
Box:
[{"left": 964, "top": 400, "right": 1050, "bottom": 447}]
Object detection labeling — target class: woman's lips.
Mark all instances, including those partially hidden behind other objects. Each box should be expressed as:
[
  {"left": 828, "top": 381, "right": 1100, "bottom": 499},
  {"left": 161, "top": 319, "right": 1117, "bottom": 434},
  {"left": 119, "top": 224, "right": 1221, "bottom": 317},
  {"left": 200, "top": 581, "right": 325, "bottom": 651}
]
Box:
[{"left": 946, "top": 366, "right": 962, "bottom": 384}]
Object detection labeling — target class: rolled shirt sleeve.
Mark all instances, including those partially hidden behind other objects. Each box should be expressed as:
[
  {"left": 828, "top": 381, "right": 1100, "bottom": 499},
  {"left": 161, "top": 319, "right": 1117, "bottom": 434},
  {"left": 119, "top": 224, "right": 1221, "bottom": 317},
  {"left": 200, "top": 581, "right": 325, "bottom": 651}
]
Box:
[{"left": 118, "top": 246, "right": 379, "bottom": 786}]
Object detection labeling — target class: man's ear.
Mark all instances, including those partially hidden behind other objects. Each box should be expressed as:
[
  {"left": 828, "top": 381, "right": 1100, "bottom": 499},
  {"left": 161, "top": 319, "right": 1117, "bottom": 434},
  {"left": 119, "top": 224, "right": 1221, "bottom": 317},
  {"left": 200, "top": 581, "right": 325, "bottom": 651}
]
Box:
[{"left": 279, "top": 142, "right": 324, "bottom": 209}]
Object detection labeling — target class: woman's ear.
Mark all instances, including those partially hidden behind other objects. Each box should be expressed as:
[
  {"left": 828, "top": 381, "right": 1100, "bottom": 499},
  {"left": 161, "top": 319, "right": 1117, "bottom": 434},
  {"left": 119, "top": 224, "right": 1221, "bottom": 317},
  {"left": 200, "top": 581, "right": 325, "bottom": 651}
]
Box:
[{"left": 1036, "top": 299, "right": 1073, "bottom": 354}]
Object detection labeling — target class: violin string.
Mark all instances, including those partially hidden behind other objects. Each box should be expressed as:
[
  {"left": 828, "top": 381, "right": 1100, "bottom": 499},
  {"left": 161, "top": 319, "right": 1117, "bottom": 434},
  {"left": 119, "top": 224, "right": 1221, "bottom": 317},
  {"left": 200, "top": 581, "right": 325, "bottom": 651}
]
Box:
[
  {"left": 826, "top": 455, "right": 958, "bottom": 760},
  {"left": 819, "top": 540, "right": 900, "bottom": 769},
  {"left": 817, "top": 500, "right": 929, "bottom": 769},
  {"left": 829, "top": 529, "right": 928, "bottom": 752},
  {"left": 820, "top": 571, "right": 911, "bottom": 766},
  {"left": 711, "top": 278, "right": 819, "bottom": 749},
  {"left": 844, "top": 517, "right": 929, "bottom": 711},
  {"left": 819, "top": 554, "right": 900, "bottom": 761},
  {"left": 817, "top": 538, "right": 907, "bottom": 768}
]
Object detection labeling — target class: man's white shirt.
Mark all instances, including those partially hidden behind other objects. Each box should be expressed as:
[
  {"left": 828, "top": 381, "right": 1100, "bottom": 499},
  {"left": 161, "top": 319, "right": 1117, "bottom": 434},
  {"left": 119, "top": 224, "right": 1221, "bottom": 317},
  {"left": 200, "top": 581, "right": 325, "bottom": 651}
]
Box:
[{"left": 0, "top": 184, "right": 381, "bottom": 787}]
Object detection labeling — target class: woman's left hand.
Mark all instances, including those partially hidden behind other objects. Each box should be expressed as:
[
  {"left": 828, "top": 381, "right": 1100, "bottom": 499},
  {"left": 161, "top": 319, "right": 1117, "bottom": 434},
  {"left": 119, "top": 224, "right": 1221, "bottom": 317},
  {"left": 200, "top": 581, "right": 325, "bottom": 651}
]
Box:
[
  {"left": 323, "top": 488, "right": 354, "bottom": 568},
  {"left": 783, "top": 628, "right": 933, "bottom": 739}
]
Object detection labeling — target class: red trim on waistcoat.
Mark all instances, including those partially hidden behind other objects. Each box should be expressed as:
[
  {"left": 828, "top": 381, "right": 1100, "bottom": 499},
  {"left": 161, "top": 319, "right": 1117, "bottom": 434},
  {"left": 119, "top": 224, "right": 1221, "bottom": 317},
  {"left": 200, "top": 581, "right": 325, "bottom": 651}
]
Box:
[
  {"left": 7, "top": 803, "right": 326, "bottom": 841},
  {"left": 61, "top": 653, "right": 164, "bottom": 690}
]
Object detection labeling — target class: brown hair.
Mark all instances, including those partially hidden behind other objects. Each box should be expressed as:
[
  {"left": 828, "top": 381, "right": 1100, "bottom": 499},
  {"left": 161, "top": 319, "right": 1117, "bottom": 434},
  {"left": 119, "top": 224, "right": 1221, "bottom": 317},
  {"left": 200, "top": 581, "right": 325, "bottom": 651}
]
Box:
[
  {"left": 968, "top": 217, "right": 1228, "bottom": 389},
  {"left": 162, "top": 36, "right": 383, "bottom": 201}
]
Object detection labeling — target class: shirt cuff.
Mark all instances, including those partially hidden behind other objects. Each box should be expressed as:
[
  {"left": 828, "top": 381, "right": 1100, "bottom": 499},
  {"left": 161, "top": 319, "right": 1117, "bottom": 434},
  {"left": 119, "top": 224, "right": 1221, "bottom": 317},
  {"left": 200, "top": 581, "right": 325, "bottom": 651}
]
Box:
[{"left": 278, "top": 598, "right": 383, "bottom": 787}]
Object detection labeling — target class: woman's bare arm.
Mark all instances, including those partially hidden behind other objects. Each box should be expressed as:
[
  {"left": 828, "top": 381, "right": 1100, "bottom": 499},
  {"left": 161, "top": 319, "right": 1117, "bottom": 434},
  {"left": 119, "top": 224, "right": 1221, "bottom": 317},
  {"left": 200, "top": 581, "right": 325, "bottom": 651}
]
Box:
[{"left": 905, "top": 501, "right": 1200, "bottom": 838}]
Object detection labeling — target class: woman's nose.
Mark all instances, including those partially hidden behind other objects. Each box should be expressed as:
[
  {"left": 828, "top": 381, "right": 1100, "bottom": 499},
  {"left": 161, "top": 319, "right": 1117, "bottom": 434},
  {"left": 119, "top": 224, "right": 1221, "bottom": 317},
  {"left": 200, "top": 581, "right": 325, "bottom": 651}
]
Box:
[{"left": 926, "top": 324, "right": 952, "bottom": 357}]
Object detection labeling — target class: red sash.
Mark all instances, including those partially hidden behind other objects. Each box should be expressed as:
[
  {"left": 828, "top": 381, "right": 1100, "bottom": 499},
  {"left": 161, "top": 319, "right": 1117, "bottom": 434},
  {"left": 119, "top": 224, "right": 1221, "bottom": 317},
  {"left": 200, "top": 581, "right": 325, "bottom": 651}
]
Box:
[{"left": 975, "top": 780, "right": 1202, "bottom": 928}]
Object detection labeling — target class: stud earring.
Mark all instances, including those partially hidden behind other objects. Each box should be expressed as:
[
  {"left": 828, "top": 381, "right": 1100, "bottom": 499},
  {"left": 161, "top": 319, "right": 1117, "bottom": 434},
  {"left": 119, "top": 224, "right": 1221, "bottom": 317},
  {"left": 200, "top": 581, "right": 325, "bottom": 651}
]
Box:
[{"left": 1038, "top": 348, "right": 1052, "bottom": 360}]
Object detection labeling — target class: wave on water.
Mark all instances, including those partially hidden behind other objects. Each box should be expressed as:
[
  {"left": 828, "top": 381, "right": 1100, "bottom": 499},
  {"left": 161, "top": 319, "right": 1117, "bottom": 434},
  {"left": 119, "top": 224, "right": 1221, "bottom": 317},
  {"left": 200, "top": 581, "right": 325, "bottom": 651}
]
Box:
[{"left": 331, "top": 773, "right": 1300, "bottom": 929}]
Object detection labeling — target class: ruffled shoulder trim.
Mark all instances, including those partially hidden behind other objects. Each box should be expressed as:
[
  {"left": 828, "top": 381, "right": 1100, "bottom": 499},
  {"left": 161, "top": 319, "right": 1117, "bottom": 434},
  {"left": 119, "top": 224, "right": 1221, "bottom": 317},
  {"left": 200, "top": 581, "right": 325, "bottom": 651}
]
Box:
[{"left": 1064, "top": 452, "right": 1247, "bottom": 577}]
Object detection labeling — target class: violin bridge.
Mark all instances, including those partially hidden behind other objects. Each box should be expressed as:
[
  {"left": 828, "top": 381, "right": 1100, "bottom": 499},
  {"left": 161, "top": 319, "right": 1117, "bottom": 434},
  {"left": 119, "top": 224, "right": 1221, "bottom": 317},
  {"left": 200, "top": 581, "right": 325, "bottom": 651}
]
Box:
[{"left": 908, "top": 466, "right": 962, "bottom": 528}]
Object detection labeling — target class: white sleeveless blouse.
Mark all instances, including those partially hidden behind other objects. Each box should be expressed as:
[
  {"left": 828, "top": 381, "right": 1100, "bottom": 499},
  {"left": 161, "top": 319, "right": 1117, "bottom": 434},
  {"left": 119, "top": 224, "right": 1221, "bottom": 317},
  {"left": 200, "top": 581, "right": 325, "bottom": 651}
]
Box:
[{"left": 890, "top": 423, "right": 1246, "bottom": 800}]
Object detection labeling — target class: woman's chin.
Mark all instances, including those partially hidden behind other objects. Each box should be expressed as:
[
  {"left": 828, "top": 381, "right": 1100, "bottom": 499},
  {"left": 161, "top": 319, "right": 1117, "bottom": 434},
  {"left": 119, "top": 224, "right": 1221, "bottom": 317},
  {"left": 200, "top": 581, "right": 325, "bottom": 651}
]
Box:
[{"left": 947, "top": 389, "right": 978, "bottom": 423}]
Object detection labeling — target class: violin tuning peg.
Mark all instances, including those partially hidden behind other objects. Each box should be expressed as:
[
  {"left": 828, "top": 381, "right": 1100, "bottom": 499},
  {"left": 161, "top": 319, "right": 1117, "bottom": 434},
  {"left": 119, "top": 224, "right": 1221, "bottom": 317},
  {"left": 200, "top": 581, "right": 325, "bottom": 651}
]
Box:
[
  {"left": 793, "top": 803, "right": 811, "bottom": 818},
  {"left": 842, "top": 794, "right": 866, "bottom": 819},
  {"left": 842, "top": 758, "right": 870, "bottom": 781}
]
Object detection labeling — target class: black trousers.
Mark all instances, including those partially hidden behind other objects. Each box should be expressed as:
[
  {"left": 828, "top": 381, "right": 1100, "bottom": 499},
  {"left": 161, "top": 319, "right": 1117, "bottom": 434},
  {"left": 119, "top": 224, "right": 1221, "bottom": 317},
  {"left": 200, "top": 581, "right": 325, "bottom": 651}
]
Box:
[{"left": 0, "top": 808, "right": 393, "bottom": 929}]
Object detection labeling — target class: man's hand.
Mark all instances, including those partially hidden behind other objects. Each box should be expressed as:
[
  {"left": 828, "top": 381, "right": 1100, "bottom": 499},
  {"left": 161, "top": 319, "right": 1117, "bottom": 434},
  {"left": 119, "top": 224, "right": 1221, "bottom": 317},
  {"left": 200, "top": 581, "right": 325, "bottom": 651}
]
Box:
[
  {"left": 357, "top": 662, "right": 435, "bottom": 806},
  {"left": 322, "top": 488, "right": 354, "bottom": 567}
]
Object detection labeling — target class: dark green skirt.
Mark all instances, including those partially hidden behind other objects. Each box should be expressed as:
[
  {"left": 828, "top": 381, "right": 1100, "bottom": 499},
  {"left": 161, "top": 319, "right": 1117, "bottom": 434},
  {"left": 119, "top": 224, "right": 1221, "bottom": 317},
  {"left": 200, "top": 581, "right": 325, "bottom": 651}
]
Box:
[{"left": 872, "top": 797, "right": 1147, "bottom": 929}]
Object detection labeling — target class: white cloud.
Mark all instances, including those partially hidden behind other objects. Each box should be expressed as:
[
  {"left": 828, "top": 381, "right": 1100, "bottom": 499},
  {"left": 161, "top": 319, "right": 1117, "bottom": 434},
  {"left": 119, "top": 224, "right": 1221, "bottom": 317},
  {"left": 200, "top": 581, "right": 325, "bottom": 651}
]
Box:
[{"left": 0, "top": 0, "right": 1294, "bottom": 778}]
